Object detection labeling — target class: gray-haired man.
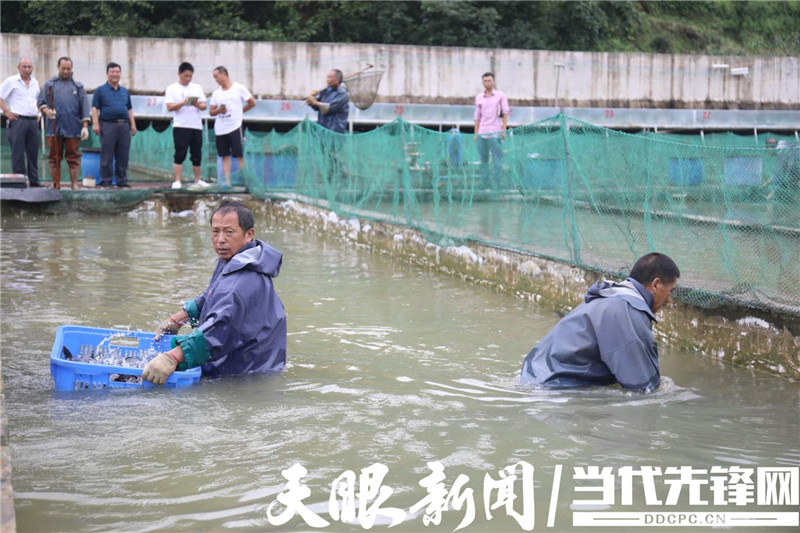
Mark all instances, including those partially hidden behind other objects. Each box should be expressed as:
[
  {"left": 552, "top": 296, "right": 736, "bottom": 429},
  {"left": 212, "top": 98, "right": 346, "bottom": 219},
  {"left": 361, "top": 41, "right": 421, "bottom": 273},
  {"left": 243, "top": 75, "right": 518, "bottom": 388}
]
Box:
[{"left": 0, "top": 57, "right": 41, "bottom": 186}]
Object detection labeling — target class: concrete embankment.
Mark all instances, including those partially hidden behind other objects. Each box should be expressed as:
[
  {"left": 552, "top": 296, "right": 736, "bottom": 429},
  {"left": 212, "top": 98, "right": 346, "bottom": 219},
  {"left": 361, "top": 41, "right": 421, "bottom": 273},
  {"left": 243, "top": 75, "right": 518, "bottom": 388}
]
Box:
[
  {"left": 0, "top": 367, "right": 16, "bottom": 533},
  {"left": 262, "top": 197, "right": 799, "bottom": 381}
]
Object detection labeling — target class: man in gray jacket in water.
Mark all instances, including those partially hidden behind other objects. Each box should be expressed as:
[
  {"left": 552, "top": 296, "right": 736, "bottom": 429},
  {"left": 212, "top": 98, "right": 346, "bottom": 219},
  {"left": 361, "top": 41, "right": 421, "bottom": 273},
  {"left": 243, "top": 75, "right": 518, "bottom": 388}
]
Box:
[{"left": 521, "top": 253, "right": 679, "bottom": 392}]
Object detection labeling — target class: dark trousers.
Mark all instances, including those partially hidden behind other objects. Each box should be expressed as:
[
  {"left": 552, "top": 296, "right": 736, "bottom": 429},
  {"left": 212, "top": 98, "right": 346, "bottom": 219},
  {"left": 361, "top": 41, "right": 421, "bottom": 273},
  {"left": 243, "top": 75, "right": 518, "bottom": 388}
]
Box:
[
  {"left": 99, "top": 121, "right": 131, "bottom": 186},
  {"left": 8, "top": 118, "right": 40, "bottom": 185},
  {"left": 477, "top": 135, "right": 503, "bottom": 188}
]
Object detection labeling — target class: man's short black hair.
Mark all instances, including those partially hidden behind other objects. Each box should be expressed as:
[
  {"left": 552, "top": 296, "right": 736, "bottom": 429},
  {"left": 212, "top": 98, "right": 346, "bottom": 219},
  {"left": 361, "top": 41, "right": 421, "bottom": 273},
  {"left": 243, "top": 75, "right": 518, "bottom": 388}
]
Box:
[
  {"left": 57, "top": 56, "right": 72, "bottom": 67},
  {"left": 106, "top": 62, "right": 121, "bottom": 72},
  {"left": 332, "top": 69, "right": 343, "bottom": 83},
  {"left": 630, "top": 253, "right": 680, "bottom": 286},
  {"left": 482, "top": 72, "right": 495, "bottom": 79},
  {"left": 211, "top": 201, "right": 254, "bottom": 232},
  {"left": 214, "top": 65, "right": 229, "bottom": 77},
  {"left": 179, "top": 62, "right": 194, "bottom": 74}
]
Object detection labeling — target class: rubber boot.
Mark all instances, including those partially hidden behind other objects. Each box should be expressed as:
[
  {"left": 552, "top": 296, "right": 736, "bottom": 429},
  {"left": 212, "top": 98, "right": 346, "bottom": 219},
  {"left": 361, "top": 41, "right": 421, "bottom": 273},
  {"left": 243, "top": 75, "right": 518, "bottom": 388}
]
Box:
[
  {"left": 49, "top": 137, "right": 61, "bottom": 189},
  {"left": 69, "top": 168, "right": 79, "bottom": 190},
  {"left": 51, "top": 167, "right": 61, "bottom": 189}
]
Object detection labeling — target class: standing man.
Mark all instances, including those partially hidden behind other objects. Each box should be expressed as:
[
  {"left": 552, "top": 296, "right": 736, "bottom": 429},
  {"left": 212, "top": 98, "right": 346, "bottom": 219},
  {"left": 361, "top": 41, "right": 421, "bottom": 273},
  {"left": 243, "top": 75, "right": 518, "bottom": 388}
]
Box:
[
  {"left": 209, "top": 66, "right": 255, "bottom": 187},
  {"left": 165, "top": 62, "right": 208, "bottom": 189},
  {"left": 474, "top": 72, "right": 510, "bottom": 189},
  {"left": 0, "top": 57, "right": 41, "bottom": 186},
  {"left": 305, "top": 69, "right": 349, "bottom": 134},
  {"left": 38, "top": 57, "right": 90, "bottom": 190},
  {"left": 91, "top": 62, "right": 137, "bottom": 188},
  {"left": 765, "top": 138, "right": 800, "bottom": 200},
  {"left": 144, "top": 201, "right": 287, "bottom": 385},
  {"left": 521, "top": 253, "right": 680, "bottom": 392}
]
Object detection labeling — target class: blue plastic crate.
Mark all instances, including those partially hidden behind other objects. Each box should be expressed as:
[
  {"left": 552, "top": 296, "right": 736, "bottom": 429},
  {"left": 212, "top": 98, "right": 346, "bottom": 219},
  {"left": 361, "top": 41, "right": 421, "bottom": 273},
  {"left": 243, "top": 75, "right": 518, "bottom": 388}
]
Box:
[{"left": 50, "top": 325, "right": 202, "bottom": 391}]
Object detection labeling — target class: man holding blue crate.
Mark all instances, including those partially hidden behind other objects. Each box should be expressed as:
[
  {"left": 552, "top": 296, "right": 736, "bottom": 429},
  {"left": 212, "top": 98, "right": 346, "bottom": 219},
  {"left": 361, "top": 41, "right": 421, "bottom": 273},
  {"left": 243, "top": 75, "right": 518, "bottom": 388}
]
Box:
[{"left": 143, "top": 201, "right": 287, "bottom": 385}]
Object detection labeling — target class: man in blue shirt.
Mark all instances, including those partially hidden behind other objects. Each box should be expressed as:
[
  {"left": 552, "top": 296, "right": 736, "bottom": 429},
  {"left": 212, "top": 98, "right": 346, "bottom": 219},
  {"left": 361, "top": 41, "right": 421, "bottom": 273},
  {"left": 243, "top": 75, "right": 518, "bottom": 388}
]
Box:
[
  {"left": 521, "top": 253, "right": 680, "bottom": 392},
  {"left": 91, "top": 62, "right": 137, "bottom": 188},
  {"left": 305, "top": 69, "right": 350, "bottom": 134}
]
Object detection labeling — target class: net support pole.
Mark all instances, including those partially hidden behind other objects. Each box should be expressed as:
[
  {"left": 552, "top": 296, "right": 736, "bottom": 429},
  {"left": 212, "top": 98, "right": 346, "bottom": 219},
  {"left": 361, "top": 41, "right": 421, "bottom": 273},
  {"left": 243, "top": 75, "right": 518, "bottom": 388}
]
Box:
[
  {"left": 643, "top": 128, "right": 655, "bottom": 251},
  {"left": 348, "top": 102, "right": 354, "bottom": 134},
  {"left": 558, "top": 113, "right": 581, "bottom": 266}
]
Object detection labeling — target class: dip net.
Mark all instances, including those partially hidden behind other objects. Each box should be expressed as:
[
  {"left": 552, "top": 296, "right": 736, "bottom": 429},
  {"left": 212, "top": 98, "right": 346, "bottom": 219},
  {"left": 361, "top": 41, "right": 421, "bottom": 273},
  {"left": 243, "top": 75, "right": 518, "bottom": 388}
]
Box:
[{"left": 343, "top": 70, "right": 384, "bottom": 110}]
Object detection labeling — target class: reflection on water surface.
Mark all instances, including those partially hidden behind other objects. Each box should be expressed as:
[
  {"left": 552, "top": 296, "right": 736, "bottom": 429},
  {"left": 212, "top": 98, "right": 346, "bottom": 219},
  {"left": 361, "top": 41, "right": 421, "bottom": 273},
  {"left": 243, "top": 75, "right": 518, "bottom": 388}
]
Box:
[{"left": 2, "top": 202, "right": 798, "bottom": 532}]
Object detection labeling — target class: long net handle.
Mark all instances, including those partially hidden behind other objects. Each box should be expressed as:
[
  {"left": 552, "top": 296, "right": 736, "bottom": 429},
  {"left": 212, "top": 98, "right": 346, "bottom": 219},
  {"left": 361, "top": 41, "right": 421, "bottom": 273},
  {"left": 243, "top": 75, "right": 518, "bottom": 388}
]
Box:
[{"left": 309, "top": 65, "right": 375, "bottom": 97}]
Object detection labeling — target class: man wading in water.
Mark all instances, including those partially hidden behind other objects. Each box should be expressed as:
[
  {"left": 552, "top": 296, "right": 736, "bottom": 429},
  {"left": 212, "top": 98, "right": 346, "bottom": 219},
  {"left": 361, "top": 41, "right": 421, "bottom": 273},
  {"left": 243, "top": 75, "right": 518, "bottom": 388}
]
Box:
[
  {"left": 520, "top": 253, "right": 679, "bottom": 392},
  {"left": 143, "top": 202, "right": 287, "bottom": 385}
]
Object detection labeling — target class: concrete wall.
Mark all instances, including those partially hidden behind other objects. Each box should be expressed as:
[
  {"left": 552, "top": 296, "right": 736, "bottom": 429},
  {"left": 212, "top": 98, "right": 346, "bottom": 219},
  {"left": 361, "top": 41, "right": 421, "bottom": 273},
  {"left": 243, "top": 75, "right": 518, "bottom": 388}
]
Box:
[{"left": 2, "top": 33, "right": 798, "bottom": 109}]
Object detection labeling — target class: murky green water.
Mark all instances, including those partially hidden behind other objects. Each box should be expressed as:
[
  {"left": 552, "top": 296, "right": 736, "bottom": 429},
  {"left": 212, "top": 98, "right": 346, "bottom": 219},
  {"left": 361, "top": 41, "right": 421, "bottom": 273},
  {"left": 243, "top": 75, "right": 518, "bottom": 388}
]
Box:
[{"left": 1, "top": 200, "right": 798, "bottom": 532}]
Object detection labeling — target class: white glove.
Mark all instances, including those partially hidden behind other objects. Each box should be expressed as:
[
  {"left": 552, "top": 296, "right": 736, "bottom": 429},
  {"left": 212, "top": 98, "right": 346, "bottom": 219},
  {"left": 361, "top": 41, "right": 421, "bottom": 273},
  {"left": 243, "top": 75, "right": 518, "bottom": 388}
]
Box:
[
  {"left": 45, "top": 108, "right": 57, "bottom": 120},
  {"left": 142, "top": 353, "right": 179, "bottom": 386},
  {"left": 80, "top": 127, "right": 89, "bottom": 141}
]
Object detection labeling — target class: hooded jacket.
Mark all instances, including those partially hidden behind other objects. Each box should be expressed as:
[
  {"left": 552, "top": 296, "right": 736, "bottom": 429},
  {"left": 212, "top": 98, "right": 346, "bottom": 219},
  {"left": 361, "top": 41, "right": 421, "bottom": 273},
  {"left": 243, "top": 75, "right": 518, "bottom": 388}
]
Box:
[
  {"left": 171, "top": 239, "right": 287, "bottom": 377},
  {"left": 520, "top": 278, "right": 660, "bottom": 391}
]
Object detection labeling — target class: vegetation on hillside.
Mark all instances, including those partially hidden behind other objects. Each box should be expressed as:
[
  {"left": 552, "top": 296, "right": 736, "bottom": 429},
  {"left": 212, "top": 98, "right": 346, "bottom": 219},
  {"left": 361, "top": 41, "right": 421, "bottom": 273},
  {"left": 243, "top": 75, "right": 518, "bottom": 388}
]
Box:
[{"left": 2, "top": 1, "right": 798, "bottom": 56}]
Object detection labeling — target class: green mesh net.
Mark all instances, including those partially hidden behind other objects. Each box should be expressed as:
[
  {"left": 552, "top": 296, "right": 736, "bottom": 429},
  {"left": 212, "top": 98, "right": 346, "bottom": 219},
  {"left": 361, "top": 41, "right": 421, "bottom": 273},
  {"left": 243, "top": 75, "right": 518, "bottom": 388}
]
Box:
[
  {"left": 3, "top": 115, "right": 798, "bottom": 316},
  {"left": 243, "top": 116, "right": 800, "bottom": 316}
]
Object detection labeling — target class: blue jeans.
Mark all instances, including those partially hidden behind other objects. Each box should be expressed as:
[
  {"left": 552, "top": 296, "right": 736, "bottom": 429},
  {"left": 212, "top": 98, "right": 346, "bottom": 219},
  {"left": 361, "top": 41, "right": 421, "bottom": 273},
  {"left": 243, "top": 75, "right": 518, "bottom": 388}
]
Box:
[{"left": 477, "top": 135, "right": 502, "bottom": 188}]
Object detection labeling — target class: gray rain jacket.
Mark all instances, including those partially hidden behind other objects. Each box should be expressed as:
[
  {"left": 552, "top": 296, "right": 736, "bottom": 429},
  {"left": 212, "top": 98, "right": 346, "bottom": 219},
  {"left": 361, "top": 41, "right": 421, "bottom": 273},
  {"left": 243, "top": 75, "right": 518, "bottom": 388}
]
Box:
[
  {"left": 38, "top": 75, "right": 89, "bottom": 138},
  {"left": 520, "top": 278, "right": 660, "bottom": 391},
  {"left": 172, "top": 239, "right": 287, "bottom": 377}
]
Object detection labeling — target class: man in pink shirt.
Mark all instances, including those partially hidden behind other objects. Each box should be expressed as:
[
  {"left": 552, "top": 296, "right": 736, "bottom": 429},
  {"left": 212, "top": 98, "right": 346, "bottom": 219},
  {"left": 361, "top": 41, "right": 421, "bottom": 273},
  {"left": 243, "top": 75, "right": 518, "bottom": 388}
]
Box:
[{"left": 474, "top": 72, "right": 510, "bottom": 189}]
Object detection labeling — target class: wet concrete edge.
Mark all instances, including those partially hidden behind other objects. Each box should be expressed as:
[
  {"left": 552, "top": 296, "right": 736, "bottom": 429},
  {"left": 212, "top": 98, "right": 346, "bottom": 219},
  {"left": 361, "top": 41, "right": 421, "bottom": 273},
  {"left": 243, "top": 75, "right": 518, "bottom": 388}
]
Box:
[
  {"left": 265, "top": 197, "right": 800, "bottom": 381},
  {"left": 0, "top": 364, "right": 16, "bottom": 533}
]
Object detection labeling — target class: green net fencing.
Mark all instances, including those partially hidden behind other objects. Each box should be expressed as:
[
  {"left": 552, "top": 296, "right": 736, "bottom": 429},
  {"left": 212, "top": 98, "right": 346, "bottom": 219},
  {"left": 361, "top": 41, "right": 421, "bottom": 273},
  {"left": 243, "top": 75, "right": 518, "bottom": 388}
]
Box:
[
  {"left": 243, "top": 115, "right": 800, "bottom": 317},
  {"left": 2, "top": 115, "right": 798, "bottom": 316}
]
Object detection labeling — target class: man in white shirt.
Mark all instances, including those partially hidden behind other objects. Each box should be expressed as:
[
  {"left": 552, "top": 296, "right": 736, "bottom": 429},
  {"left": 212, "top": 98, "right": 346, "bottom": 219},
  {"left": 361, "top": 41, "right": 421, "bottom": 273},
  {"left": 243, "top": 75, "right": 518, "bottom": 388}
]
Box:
[
  {"left": 209, "top": 66, "right": 255, "bottom": 186},
  {"left": 0, "top": 57, "right": 42, "bottom": 186},
  {"left": 164, "top": 62, "right": 208, "bottom": 189}
]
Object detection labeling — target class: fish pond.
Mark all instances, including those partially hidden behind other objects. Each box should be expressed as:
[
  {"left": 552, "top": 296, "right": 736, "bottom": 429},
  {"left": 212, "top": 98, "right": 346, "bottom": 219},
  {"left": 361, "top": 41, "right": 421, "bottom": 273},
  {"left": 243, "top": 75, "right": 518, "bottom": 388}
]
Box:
[{"left": 1, "top": 199, "right": 798, "bottom": 532}]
